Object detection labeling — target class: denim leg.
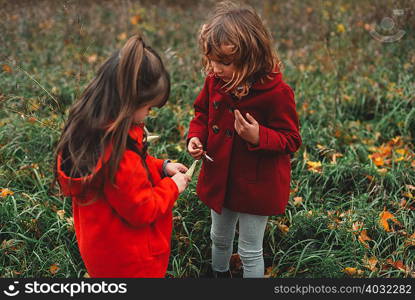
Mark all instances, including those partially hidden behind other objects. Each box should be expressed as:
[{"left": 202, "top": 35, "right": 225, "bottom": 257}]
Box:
[
  {"left": 238, "top": 212, "right": 268, "bottom": 278},
  {"left": 210, "top": 207, "right": 239, "bottom": 272}
]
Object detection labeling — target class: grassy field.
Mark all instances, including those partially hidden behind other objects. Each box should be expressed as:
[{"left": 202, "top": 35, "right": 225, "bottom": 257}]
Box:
[{"left": 0, "top": 0, "right": 414, "bottom": 278}]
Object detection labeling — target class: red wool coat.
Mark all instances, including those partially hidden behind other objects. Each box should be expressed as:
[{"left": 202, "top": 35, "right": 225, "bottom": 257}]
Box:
[
  {"left": 187, "top": 72, "right": 302, "bottom": 216},
  {"left": 57, "top": 124, "right": 178, "bottom": 278}
]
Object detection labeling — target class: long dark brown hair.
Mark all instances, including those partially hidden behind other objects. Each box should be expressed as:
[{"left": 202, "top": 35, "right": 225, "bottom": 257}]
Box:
[
  {"left": 53, "top": 35, "right": 170, "bottom": 200},
  {"left": 199, "top": 1, "right": 281, "bottom": 98}
]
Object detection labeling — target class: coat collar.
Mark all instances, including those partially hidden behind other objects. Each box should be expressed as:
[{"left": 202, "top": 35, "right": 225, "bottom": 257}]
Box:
[
  {"left": 213, "top": 67, "right": 283, "bottom": 95},
  {"left": 128, "top": 122, "right": 145, "bottom": 147}
]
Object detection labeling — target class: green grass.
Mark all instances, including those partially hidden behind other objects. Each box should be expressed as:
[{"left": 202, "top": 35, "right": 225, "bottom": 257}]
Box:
[{"left": 1, "top": 0, "right": 414, "bottom": 278}]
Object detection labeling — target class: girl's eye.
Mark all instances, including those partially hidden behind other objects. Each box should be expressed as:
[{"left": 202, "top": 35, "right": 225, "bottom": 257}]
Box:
[{"left": 221, "top": 61, "right": 231, "bottom": 66}]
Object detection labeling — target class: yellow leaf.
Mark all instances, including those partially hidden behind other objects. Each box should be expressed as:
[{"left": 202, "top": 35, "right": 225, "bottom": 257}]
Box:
[
  {"left": 403, "top": 192, "right": 414, "bottom": 199},
  {"left": 337, "top": 24, "right": 346, "bottom": 33},
  {"left": 306, "top": 161, "right": 322, "bottom": 173},
  {"left": 395, "top": 148, "right": 408, "bottom": 156}
]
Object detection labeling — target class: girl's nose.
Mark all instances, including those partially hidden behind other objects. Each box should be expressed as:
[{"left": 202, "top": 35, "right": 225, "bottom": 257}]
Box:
[{"left": 212, "top": 62, "right": 222, "bottom": 74}]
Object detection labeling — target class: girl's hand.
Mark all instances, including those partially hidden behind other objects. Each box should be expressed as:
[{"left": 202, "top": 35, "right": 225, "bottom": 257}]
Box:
[
  {"left": 165, "top": 162, "right": 188, "bottom": 177},
  {"left": 188, "top": 137, "right": 204, "bottom": 160},
  {"left": 234, "top": 110, "right": 260, "bottom": 146},
  {"left": 171, "top": 172, "right": 191, "bottom": 194}
]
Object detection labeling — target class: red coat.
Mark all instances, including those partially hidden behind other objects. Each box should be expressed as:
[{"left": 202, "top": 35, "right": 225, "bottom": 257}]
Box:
[
  {"left": 57, "top": 124, "right": 178, "bottom": 278},
  {"left": 187, "top": 72, "right": 302, "bottom": 216}
]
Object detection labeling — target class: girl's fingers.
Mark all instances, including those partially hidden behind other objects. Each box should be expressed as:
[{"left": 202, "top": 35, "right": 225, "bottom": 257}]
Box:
[
  {"left": 234, "top": 110, "right": 249, "bottom": 127},
  {"left": 245, "top": 113, "right": 258, "bottom": 125}
]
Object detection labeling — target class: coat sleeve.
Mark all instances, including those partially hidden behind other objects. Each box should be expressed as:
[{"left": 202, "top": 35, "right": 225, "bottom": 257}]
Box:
[
  {"left": 186, "top": 76, "right": 210, "bottom": 148},
  {"left": 147, "top": 155, "right": 164, "bottom": 175},
  {"left": 247, "top": 85, "right": 302, "bottom": 154},
  {"left": 105, "top": 151, "right": 179, "bottom": 228}
]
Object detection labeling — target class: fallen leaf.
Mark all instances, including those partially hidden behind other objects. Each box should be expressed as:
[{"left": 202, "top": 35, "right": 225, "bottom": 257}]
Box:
[
  {"left": 343, "top": 267, "right": 364, "bottom": 276},
  {"left": 230, "top": 253, "right": 242, "bottom": 276},
  {"left": 352, "top": 221, "right": 363, "bottom": 233},
  {"left": 278, "top": 223, "right": 289, "bottom": 234},
  {"left": 362, "top": 256, "right": 378, "bottom": 272},
  {"left": 118, "top": 32, "right": 127, "bottom": 41},
  {"left": 56, "top": 210, "right": 65, "bottom": 220},
  {"left": 130, "top": 15, "right": 141, "bottom": 25},
  {"left": 292, "top": 196, "right": 303, "bottom": 207},
  {"left": 49, "top": 264, "right": 60, "bottom": 275},
  {"left": 379, "top": 209, "right": 402, "bottom": 232},
  {"left": 306, "top": 161, "right": 322, "bottom": 173},
  {"left": 2, "top": 64, "right": 12, "bottom": 73},
  {"left": 87, "top": 54, "right": 97, "bottom": 64},
  {"left": 0, "top": 188, "right": 14, "bottom": 198},
  {"left": 358, "top": 229, "right": 372, "bottom": 248},
  {"left": 264, "top": 266, "right": 278, "bottom": 278},
  {"left": 385, "top": 259, "right": 407, "bottom": 272},
  {"left": 404, "top": 233, "right": 415, "bottom": 248}
]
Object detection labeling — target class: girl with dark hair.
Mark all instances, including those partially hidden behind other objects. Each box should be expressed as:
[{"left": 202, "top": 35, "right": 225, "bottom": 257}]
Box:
[{"left": 55, "top": 35, "right": 190, "bottom": 278}]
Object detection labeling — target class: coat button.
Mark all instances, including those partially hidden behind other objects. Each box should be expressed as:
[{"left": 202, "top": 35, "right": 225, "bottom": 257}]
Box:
[
  {"left": 212, "top": 125, "right": 220, "bottom": 134},
  {"left": 225, "top": 129, "right": 233, "bottom": 138},
  {"left": 228, "top": 106, "right": 235, "bottom": 113},
  {"left": 213, "top": 101, "right": 219, "bottom": 109}
]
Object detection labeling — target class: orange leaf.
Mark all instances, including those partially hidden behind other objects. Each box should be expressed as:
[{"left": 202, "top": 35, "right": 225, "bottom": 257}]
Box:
[
  {"left": 362, "top": 256, "right": 378, "bottom": 272},
  {"left": 2, "top": 64, "right": 12, "bottom": 73},
  {"left": 343, "top": 267, "right": 364, "bottom": 276},
  {"left": 49, "top": 264, "right": 60, "bottom": 275},
  {"left": 278, "top": 223, "right": 289, "bottom": 234},
  {"left": 292, "top": 196, "right": 303, "bottom": 206},
  {"left": 118, "top": 32, "right": 127, "bottom": 41},
  {"left": 0, "top": 188, "right": 14, "bottom": 197},
  {"left": 87, "top": 54, "right": 97, "bottom": 64},
  {"left": 130, "top": 15, "right": 141, "bottom": 25},
  {"left": 230, "top": 253, "right": 242, "bottom": 275},
  {"left": 379, "top": 209, "right": 402, "bottom": 232},
  {"left": 404, "top": 233, "right": 415, "bottom": 248},
  {"left": 386, "top": 259, "right": 407, "bottom": 272},
  {"left": 358, "top": 229, "right": 372, "bottom": 248}
]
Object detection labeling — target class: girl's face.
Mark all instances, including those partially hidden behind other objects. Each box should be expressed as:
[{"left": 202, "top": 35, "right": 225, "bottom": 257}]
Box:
[
  {"left": 133, "top": 96, "right": 163, "bottom": 123},
  {"left": 208, "top": 44, "right": 237, "bottom": 82},
  {"left": 133, "top": 103, "right": 153, "bottom": 124}
]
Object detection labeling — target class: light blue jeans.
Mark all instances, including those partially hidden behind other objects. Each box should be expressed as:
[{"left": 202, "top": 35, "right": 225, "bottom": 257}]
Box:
[{"left": 210, "top": 207, "right": 268, "bottom": 278}]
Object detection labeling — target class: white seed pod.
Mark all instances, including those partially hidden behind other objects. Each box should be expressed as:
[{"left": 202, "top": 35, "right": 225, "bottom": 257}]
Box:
[{"left": 185, "top": 160, "right": 199, "bottom": 178}]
